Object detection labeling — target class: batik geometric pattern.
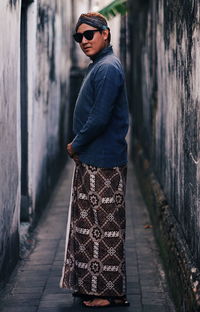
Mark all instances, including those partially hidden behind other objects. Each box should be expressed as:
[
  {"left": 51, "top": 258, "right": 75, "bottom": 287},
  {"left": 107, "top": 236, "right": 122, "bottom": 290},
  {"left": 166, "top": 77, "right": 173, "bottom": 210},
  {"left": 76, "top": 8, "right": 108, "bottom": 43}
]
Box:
[{"left": 60, "top": 161, "right": 127, "bottom": 297}]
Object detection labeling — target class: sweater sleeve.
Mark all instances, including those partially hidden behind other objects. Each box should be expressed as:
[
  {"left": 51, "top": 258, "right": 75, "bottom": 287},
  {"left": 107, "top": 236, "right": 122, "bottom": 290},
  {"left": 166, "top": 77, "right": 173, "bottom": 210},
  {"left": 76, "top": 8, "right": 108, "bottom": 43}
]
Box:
[{"left": 72, "top": 63, "right": 123, "bottom": 153}]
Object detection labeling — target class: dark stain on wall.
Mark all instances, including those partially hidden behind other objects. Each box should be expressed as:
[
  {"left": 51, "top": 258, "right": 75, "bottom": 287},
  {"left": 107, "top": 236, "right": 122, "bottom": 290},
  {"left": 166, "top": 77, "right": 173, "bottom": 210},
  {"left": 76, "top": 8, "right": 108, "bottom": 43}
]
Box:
[
  {"left": 49, "top": 14, "right": 56, "bottom": 82},
  {"left": 164, "top": 0, "right": 197, "bottom": 70},
  {"left": 37, "top": 4, "right": 56, "bottom": 84},
  {"left": 9, "top": 0, "right": 34, "bottom": 9},
  {"left": 9, "top": 0, "right": 18, "bottom": 7},
  {"left": 38, "top": 4, "right": 49, "bottom": 32}
]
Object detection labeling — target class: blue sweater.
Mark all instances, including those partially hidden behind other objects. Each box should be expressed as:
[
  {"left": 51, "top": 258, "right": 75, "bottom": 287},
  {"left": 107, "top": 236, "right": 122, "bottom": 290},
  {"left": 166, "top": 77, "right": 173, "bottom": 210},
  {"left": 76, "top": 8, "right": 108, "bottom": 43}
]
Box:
[{"left": 72, "top": 45, "right": 129, "bottom": 168}]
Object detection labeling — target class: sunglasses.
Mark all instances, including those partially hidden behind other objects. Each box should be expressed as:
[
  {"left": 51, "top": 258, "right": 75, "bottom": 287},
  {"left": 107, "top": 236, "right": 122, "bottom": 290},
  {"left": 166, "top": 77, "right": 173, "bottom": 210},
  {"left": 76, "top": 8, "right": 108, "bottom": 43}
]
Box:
[{"left": 73, "top": 29, "right": 101, "bottom": 43}]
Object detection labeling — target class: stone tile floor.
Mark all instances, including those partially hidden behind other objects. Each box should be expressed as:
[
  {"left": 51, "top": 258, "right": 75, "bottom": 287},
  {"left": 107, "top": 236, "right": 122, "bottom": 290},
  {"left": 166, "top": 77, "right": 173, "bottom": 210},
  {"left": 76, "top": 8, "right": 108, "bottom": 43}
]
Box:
[{"left": 0, "top": 160, "right": 176, "bottom": 312}]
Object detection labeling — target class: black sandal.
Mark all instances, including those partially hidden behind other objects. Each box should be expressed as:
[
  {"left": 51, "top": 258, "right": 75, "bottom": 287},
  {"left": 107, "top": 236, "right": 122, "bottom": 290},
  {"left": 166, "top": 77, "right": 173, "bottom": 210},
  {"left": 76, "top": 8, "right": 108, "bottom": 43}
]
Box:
[
  {"left": 73, "top": 291, "right": 94, "bottom": 300},
  {"left": 82, "top": 296, "right": 130, "bottom": 308}
]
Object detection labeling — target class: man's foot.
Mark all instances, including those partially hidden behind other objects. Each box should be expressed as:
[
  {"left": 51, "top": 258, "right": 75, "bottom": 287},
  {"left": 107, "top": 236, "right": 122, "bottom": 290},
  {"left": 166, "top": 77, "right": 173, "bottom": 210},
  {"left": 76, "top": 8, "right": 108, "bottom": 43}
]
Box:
[
  {"left": 82, "top": 297, "right": 130, "bottom": 308},
  {"left": 83, "top": 298, "right": 111, "bottom": 307}
]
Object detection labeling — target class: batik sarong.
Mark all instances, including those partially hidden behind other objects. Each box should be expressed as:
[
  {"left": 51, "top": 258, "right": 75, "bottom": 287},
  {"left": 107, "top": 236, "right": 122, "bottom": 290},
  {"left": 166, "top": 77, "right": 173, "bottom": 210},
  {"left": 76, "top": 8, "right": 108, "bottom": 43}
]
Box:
[{"left": 60, "top": 161, "right": 127, "bottom": 298}]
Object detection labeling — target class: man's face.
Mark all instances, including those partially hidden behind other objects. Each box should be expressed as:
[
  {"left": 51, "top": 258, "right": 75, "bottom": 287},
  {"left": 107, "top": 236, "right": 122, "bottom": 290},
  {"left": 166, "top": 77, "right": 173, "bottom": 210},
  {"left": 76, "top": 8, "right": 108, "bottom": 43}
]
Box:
[{"left": 77, "top": 23, "right": 109, "bottom": 57}]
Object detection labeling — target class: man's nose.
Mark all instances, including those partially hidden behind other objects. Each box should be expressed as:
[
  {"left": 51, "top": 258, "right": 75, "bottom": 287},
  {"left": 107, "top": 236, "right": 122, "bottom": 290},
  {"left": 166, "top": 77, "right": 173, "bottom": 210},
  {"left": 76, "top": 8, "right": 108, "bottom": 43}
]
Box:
[{"left": 82, "top": 36, "right": 89, "bottom": 44}]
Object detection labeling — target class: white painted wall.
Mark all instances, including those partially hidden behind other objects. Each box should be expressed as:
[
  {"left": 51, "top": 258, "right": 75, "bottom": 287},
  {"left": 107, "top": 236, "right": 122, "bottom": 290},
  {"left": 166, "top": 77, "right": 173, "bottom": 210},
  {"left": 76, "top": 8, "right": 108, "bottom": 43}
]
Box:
[
  {"left": 0, "top": 0, "right": 72, "bottom": 282},
  {"left": 0, "top": 0, "right": 21, "bottom": 280},
  {"left": 26, "top": 0, "right": 72, "bottom": 217}
]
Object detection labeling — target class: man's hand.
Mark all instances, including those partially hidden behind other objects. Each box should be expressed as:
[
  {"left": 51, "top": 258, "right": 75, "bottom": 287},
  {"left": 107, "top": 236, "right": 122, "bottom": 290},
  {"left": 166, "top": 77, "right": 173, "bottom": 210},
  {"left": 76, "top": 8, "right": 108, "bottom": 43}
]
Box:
[
  {"left": 67, "top": 143, "right": 75, "bottom": 157},
  {"left": 67, "top": 143, "right": 79, "bottom": 162}
]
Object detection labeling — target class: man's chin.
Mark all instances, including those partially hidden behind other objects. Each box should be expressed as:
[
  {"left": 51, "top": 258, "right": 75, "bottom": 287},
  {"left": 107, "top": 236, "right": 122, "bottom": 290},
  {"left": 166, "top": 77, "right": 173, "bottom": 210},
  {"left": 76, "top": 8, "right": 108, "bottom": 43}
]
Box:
[
  {"left": 82, "top": 47, "right": 96, "bottom": 56},
  {"left": 83, "top": 50, "right": 94, "bottom": 56}
]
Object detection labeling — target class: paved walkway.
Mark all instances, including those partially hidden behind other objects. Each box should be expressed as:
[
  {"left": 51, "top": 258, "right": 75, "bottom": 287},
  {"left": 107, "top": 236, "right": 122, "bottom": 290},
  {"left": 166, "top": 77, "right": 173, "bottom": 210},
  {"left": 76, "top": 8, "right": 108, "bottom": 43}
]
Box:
[{"left": 0, "top": 160, "right": 176, "bottom": 312}]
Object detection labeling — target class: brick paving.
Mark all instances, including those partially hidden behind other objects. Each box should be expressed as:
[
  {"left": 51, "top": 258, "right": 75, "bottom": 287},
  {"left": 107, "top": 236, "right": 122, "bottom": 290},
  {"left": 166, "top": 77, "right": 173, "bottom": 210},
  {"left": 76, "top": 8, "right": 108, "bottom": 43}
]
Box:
[{"left": 0, "top": 160, "right": 176, "bottom": 312}]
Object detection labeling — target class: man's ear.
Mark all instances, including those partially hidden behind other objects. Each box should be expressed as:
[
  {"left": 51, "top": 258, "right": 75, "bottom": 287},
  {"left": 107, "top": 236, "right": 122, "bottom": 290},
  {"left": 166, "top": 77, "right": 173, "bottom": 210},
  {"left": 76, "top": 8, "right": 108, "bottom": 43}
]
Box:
[{"left": 102, "top": 29, "right": 109, "bottom": 41}]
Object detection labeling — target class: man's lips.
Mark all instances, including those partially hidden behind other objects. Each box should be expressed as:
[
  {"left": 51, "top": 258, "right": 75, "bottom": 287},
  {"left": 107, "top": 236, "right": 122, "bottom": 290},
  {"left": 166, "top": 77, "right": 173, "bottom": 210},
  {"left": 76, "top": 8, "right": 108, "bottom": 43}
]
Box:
[{"left": 83, "top": 46, "right": 91, "bottom": 51}]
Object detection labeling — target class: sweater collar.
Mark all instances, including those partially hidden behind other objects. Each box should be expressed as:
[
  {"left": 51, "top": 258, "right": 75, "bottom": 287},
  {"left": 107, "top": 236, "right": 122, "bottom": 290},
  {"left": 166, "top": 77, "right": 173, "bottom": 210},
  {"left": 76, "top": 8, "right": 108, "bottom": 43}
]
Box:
[{"left": 90, "top": 45, "right": 113, "bottom": 62}]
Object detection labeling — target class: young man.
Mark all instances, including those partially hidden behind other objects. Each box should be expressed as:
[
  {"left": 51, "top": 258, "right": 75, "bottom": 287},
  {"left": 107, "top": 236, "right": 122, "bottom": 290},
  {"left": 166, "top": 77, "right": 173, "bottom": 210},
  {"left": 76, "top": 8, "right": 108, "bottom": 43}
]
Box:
[{"left": 60, "top": 12, "right": 129, "bottom": 308}]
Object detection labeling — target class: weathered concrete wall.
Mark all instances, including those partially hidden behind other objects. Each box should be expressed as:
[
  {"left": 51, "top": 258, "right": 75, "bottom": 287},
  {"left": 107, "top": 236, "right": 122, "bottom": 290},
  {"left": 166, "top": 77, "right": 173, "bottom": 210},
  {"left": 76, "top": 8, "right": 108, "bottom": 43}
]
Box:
[
  {"left": 128, "top": 0, "right": 200, "bottom": 310},
  {"left": 0, "top": 0, "right": 21, "bottom": 287},
  {"left": 29, "top": 0, "right": 71, "bottom": 217},
  {"left": 0, "top": 0, "right": 71, "bottom": 286}
]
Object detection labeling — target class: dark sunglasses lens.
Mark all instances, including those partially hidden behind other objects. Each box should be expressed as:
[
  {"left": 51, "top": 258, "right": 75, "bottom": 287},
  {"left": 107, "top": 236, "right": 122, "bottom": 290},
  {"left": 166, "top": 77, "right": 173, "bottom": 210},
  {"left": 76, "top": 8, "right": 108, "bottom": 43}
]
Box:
[
  {"left": 73, "top": 33, "right": 83, "bottom": 43},
  {"left": 73, "top": 30, "right": 98, "bottom": 43},
  {"left": 84, "top": 30, "right": 95, "bottom": 40}
]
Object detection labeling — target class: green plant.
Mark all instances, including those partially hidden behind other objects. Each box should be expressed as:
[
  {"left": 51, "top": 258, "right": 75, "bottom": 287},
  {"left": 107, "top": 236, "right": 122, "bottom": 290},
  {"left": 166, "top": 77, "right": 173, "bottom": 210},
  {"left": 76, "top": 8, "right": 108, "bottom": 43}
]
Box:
[{"left": 99, "top": 0, "right": 127, "bottom": 20}]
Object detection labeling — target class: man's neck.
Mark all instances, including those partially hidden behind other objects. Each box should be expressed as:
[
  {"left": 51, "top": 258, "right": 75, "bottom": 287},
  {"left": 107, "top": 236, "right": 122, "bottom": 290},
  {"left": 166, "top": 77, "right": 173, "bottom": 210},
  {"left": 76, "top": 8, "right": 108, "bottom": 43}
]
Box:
[{"left": 90, "top": 45, "right": 112, "bottom": 62}]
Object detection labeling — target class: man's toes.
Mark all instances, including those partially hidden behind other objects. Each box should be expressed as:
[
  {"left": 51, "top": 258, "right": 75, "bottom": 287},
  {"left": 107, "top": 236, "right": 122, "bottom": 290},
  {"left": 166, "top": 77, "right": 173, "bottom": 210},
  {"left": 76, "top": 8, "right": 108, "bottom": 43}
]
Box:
[{"left": 83, "top": 300, "right": 92, "bottom": 306}]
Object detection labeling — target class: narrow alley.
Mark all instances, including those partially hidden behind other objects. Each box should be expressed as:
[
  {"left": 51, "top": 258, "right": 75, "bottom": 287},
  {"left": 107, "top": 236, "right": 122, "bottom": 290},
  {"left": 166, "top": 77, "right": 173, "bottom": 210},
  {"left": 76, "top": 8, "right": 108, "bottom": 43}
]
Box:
[
  {"left": 1, "top": 0, "right": 200, "bottom": 311},
  {"left": 0, "top": 160, "right": 175, "bottom": 312}
]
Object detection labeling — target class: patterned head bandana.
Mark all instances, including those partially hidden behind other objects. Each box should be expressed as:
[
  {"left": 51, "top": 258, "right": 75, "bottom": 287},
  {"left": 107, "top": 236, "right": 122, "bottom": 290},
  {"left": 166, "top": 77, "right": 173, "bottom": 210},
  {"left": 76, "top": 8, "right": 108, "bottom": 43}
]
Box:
[{"left": 75, "top": 15, "right": 109, "bottom": 32}]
